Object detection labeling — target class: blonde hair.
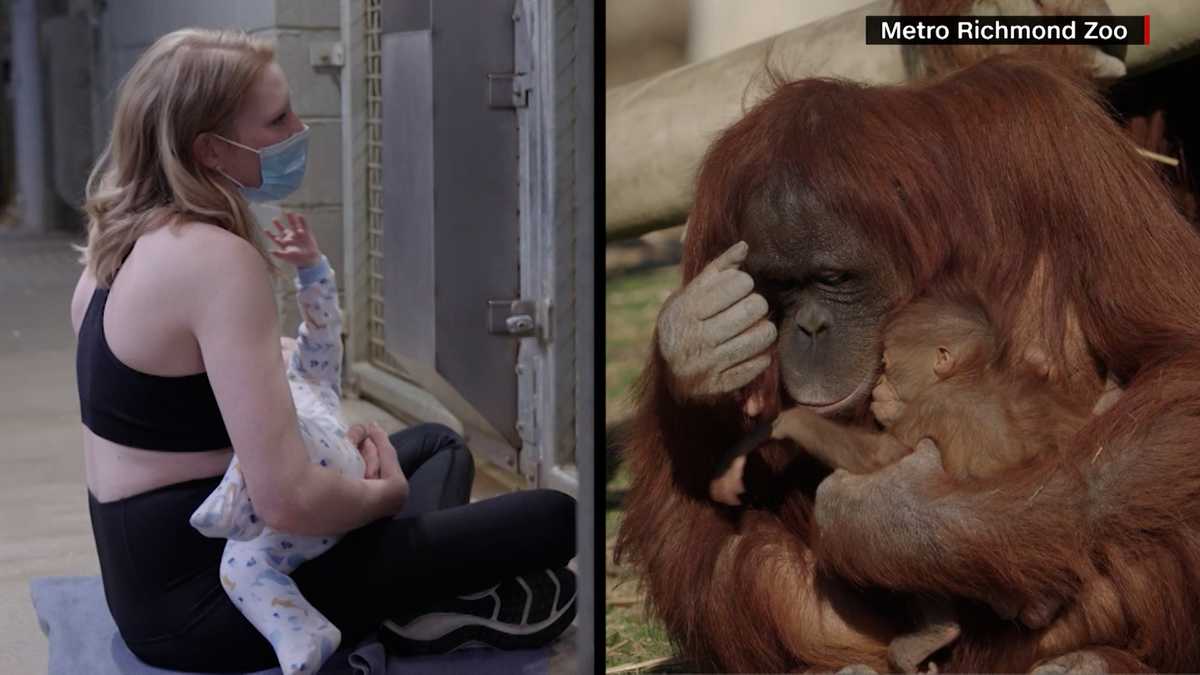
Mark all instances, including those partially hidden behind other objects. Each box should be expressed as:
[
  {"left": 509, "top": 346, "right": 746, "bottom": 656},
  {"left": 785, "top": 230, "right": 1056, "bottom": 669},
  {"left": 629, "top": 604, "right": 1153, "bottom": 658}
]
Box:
[{"left": 79, "top": 27, "right": 278, "bottom": 285}]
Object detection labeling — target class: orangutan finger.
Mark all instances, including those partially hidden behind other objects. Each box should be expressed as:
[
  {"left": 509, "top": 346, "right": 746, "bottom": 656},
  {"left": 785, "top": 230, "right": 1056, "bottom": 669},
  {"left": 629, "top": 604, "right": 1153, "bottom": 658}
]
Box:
[
  {"left": 1092, "top": 372, "right": 1123, "bottom": 416},
  {"left": 870, "top": 399, "right": 904, "bottom": 426},
  {"left": 709, "top": 455, "right": 746, "bottom": 506},
  {"left": 713, "top": 318, "right": 776, "bottom": 368},
  {"left": 770, "top": 407, "right": 819, "bottom": 443},
  {"left": 695, "top": 240, "right": 748, "bottom": 285},
  {"left": 1023, "top": 346, "right": 1052, "bottom": 378},
  {"left": 1028, "top": 649, "right": 1111, "bottom": 675},
  {"left": 704, "top": 293, "right": 769, "bottom": 347},
  {"left": 911, "top": 439, "right": 944, "bottom": 468},
  {"left": 835, "top": 665, "right": 880, "bottom": 675},
  {"left": 743, "top": 389, "right": 766, "bottom": 417},
  {"left": 693, "top": 269, "right": 755, "bottom": 320},
  {"left": 888, "top": 602, "right": 960, "bottom": 674},
  {"left": 715, "top": 352, "right": 772, "bottom": 393},
  {"left": 1019, "top": 597, "right": 1062, "bottom": 630}
]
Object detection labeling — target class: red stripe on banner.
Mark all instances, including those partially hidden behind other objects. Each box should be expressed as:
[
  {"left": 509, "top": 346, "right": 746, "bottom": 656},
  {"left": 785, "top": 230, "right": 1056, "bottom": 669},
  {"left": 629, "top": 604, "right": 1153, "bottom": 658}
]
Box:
[{"left": 1145, "top": 15, "right": 1150, "bottom": 44}]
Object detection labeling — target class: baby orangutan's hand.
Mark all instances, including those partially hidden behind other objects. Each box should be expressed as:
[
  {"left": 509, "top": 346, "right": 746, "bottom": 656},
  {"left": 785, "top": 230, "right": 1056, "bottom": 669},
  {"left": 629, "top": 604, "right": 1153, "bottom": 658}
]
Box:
[
  {"left": 1091, "top": 371, "right": 1123, "bottom": 416},
  {"left": 871, "top": 374, "right": 904, "bottom": 427},
  {"left": 710, "top": 455, "right": 747, "bottom": 506}
]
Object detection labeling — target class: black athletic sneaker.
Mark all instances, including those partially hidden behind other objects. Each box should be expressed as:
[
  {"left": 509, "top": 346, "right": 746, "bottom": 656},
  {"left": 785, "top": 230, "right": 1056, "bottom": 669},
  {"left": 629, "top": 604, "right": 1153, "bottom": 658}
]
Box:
[{"left": 379, "top": 567, "right": 576, "bottom": 655}]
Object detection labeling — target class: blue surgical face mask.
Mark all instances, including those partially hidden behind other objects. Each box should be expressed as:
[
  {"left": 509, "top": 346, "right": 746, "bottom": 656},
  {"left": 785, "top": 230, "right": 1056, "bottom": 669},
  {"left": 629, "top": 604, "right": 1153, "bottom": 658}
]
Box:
[{"left": 214, "top": 125, "right": 310, "bottom": 203}]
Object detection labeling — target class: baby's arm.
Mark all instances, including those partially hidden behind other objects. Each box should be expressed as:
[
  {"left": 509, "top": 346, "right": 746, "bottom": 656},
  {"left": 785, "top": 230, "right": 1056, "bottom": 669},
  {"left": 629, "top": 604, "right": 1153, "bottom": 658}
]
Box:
[
  {"left": 709, "top": 407, "right": 911, "bottom": 506},
  {"left": 289, "top": 256, "right": 344, "bottom": 395},
  {"left": 770, "top": 406, "right": 911, "bottom": 474}
]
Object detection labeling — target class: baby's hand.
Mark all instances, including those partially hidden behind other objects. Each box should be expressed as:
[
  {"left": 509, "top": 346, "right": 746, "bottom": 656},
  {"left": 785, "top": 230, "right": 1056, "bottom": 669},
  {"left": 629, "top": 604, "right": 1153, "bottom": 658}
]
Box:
[
  {"left": 266, "top": 212, "right": 321, "bottom": 268},
  {"left": 870, "top": 374, "right": 904, "bottom": 427},
  {"left": 710, "top": 455, "right": 747, "bottom": 506}
]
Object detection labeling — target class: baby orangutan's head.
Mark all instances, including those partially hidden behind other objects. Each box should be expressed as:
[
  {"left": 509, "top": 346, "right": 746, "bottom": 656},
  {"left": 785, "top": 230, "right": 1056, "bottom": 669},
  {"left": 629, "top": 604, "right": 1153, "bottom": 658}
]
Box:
[{"left": 871, "top": 296, "right": 996, "bottom": 425}]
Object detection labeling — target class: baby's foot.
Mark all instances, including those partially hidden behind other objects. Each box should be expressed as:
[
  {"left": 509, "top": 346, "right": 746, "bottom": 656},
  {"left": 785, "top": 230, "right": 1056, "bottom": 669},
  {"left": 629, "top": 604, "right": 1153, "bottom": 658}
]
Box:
[{"left": 269, "top": 613, "right": 341, "bottom": 675}]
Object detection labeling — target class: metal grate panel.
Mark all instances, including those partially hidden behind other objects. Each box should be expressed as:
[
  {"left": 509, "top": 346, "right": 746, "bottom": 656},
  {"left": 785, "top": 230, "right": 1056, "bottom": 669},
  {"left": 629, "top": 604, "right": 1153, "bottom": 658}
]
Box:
[{"left": 363, "top": 0, "right": 405, "bottom": 377}]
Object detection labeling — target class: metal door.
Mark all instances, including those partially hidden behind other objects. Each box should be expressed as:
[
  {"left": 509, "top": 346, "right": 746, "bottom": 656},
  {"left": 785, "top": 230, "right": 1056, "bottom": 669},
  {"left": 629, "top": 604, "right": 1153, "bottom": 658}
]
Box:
[{"left": 379, "top": 0, "right": 521, "bottom": 455}]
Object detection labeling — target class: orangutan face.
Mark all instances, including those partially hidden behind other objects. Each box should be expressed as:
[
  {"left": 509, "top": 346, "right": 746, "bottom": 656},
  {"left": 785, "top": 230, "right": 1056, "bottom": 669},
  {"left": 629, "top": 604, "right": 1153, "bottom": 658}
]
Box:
[{"left": 742, "top": 187, "right": 903, "bottom": 417}]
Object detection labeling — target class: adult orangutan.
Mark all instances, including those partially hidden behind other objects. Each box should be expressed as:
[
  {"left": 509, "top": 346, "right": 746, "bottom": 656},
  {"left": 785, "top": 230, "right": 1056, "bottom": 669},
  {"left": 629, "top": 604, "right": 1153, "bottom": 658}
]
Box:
[
  {"left": 711, "top": 287, "right": 1127, "bottom": 672},
  {"left": 615, "top": 53, "right": 1200, "bottom": 673}
]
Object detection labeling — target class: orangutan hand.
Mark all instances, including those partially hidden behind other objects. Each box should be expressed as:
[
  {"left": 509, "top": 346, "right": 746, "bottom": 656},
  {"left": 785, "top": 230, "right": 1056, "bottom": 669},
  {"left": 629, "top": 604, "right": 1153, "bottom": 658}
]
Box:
[
  {"left": 657, "top": 240, "right": 777, "bottom": 406},
  {"left": 870, "top": 373, "right": 904, "bottom": 427},
  {"left": 709, "top": 455, "right": 747, "bottom": 506},
  {"left": 1091, "top": 372, "right": 1123, "bottom": 417}
]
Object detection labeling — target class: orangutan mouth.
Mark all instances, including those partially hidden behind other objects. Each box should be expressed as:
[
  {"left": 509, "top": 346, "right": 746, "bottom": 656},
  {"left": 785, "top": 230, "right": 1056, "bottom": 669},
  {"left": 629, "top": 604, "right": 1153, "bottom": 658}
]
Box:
[{"left": 791, "top": 361, "right": 881, "bottom": 416}]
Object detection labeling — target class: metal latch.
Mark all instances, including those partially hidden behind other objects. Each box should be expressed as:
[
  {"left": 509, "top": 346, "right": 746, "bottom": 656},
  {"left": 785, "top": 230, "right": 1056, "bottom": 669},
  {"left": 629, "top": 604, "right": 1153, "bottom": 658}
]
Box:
[
  {"left": 487, "top": 1, "right": 533, "bottom": 109},
  {"left": 487, "top": 299, "right": 537, "bottom": 337},
  {"left": 487, "top": 72, "right": 530, "bottom": 109}
]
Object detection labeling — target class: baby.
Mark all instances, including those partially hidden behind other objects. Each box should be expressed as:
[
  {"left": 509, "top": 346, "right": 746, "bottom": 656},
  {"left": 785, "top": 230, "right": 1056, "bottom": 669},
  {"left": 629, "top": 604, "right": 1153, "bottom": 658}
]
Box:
[{"left": 190, "top": 214, "right": 369, "bottom": 675}]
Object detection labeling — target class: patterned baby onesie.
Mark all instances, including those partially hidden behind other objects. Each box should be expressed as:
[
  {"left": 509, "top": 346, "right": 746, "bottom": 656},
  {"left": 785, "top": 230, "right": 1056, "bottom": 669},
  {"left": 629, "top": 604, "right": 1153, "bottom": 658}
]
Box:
[{"left": 190, "top": 256, "right": 364, "bottom": 675}]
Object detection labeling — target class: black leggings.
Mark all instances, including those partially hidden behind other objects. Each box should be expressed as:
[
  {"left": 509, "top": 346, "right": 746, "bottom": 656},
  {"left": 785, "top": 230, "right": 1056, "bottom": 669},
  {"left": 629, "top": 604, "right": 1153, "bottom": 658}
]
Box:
[{"left": 87, "top": 424, "right": 576, "bottom": 672}]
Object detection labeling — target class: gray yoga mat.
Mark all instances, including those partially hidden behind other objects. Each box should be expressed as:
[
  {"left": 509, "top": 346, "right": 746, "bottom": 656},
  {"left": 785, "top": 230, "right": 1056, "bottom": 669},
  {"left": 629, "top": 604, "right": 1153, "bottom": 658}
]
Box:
[{"left": 30, "top": 576, "right": 550, "bottom": 675}]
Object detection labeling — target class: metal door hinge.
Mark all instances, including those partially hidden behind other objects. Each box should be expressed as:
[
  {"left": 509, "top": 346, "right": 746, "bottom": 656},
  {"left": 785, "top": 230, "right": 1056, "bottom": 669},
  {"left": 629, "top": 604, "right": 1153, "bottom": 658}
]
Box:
[
  {"left": 486, "top": 1, "right": 533, "bottom": 109},
  {"left": 487, "top": 72, "right": 530, "bottom": 109},
  {"left": 487, "top": 299, "right": 551, "bottom": 340}
]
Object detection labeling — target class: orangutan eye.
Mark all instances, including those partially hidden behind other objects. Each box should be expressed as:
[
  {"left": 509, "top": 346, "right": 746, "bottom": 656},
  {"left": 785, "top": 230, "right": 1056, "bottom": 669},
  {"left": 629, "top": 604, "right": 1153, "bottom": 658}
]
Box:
[{"left": 814, "top": 270, "right": 852, "bottom": 287}]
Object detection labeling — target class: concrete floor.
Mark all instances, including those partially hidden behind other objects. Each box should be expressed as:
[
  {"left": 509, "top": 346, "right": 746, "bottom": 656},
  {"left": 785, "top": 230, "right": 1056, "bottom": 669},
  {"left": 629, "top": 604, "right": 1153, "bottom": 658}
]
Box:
[{"left": 0, "top": 231, "right": 574, "bottom": 673}]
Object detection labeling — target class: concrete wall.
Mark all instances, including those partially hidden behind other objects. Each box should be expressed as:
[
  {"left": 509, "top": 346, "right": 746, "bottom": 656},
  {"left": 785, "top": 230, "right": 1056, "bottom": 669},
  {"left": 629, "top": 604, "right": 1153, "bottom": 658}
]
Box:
[{"left": 90, "top": 0, "right": 347, "bottom": 330}]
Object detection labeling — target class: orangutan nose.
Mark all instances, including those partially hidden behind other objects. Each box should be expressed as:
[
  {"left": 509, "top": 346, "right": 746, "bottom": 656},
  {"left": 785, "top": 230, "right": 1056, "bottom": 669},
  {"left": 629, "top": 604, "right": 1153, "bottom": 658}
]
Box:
[{"left": 795, "top": 303, "right": 830, "bottom": 338}]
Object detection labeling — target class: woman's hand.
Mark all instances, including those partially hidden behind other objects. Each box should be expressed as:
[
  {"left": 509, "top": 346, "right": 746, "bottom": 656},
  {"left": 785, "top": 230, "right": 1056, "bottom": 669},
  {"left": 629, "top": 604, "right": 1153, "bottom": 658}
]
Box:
[
  {"left": 266, "top": 211, "right": 321, "bottom": 268},
  {"left": 369, "top": 424, "right": 405, "bottom": 481},
  {"left": 348, "top": 424, "right": 381, "bottom": 479},
  {"left": 349, "top": 422, "right": 409, "bottom": 514},
  {"left": 348, "top": 423, "right": 385, "bottom": 479}
]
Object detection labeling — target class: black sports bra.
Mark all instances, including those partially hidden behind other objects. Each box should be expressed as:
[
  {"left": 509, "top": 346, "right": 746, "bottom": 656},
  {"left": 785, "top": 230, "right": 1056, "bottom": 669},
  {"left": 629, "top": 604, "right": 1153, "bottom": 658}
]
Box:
[{"left": 76, "top": 287, "right": 232, "bottom": 451}]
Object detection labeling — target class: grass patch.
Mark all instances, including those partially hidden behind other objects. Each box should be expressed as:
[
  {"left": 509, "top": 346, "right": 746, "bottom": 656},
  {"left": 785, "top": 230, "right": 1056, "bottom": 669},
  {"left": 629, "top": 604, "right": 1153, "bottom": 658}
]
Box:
[
  {"left": 606, "top": 510, "right": 679, "bottom": 673},
  {"left": 605, "top": 265, "right": 680, "bottom": 425},
  {"left": 606, "top": 264, "right": 681, "bottom": 672}
]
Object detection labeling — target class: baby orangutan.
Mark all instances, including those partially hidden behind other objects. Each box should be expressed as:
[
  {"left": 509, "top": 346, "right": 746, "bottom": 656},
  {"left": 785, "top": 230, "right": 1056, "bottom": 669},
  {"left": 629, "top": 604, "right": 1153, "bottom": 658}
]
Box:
[
  {"left": 709, "top": 291, "right": 1116, "bottom": 673},
  {"left": 710, "top": 293, "right": 1096, "bottom": 499}
]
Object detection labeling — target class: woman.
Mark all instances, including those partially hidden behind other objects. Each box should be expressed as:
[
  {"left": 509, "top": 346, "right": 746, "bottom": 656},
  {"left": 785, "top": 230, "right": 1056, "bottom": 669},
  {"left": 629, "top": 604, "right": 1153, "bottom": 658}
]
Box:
[{"left": 70, "top": 28, "right": 575, "bottom": 672}]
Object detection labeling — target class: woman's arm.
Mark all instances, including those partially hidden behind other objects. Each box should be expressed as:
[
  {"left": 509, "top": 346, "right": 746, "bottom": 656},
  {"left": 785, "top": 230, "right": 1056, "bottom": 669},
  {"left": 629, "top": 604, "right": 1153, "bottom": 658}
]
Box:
[{"left": 191, "top": 232, "right": 404, "bottom": 536}]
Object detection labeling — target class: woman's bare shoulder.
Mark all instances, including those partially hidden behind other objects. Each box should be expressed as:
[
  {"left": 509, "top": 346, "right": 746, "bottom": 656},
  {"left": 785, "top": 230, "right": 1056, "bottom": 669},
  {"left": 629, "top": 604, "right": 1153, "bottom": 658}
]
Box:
[
  {"left": 157, "top": 223, "right": 275, "bottom": 331},
  {"left": 164, "top": 221, "right": 260, "bottom": 257},
  {"left": 70, "top": 266, "right": 97, "bottom": 336},
  {"left": 149, "top": 221, "right": 268, "bottom": 285},
  {"left": 115, "top": 221, "right": 269, "bottom": 326}
]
